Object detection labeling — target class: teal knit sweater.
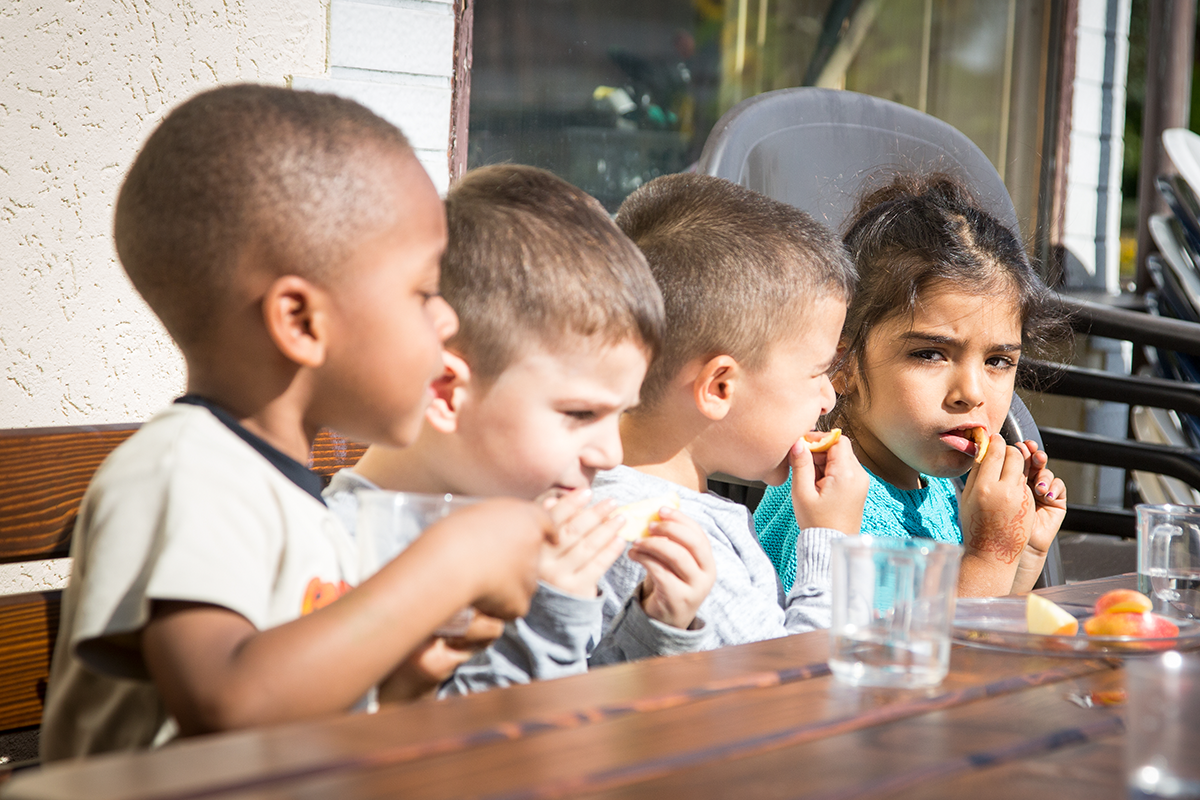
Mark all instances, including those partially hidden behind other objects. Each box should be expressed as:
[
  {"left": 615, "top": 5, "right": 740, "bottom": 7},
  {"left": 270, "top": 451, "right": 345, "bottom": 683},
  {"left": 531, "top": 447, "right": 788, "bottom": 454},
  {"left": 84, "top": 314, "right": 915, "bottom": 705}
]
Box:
[{"left": 754, "top": 468, "right": 962, "bottom": 590}]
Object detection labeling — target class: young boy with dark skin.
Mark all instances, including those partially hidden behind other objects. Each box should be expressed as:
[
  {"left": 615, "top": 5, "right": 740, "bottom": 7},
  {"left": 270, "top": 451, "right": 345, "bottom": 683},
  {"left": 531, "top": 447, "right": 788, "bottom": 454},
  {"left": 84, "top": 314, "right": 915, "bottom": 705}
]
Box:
[
  {"left": 40, "top": 85, "right": 546, "bottom": 761},
  {"left": 327, "top": 165, "right": 717, "bottom": 695},
  {"left": 593, "top": 174, "right": 870, "bottom": 647}
]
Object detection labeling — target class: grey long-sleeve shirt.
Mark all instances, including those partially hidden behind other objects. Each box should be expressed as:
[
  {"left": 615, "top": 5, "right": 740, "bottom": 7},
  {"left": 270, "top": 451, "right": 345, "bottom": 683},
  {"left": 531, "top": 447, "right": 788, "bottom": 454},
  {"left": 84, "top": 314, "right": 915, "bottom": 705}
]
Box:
[
  {"left": 323, "top": 469, "right": 709, "bottom": 696},
  {"left": 590, "top": 465, "right": 844, "bottom": 648}
]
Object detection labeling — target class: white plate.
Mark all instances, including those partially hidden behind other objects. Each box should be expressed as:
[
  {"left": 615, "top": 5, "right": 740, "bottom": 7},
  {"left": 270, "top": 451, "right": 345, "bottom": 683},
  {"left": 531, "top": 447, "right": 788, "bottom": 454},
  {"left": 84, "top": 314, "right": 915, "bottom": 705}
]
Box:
[{"left": 1164, "top": 128, "right": 1200, "bottom": 203}]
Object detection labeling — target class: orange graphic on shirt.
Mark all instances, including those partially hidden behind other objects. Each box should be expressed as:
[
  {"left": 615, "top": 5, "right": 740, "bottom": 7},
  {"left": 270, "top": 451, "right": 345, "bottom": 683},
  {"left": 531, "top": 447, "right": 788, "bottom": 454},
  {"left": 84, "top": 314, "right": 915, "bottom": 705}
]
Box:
[{"left": 301, "top": 577, "right": 351, "bottom": 615}]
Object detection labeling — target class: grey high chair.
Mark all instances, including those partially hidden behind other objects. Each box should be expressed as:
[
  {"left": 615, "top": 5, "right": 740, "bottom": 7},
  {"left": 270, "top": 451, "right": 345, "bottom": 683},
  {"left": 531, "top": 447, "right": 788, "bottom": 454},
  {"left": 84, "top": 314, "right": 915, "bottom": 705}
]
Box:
[{"left": 693, "top": 88, "right": 1081, "bottom": 587}]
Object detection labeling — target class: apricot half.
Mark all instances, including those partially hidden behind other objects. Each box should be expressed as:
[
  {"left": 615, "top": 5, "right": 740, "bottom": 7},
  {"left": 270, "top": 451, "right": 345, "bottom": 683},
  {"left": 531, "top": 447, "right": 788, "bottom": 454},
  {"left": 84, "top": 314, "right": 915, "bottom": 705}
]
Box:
[
  {"left": 1082, "top": 611, "right": 1180, "bottom": 639},
  {"left": 971, "top": 427, "right": 989, "bottom": 464},
  {"left": 1093, "top": 588, "right": 1153, "bottom": 616},
  {"left": 1026, "top": 593, "right": 1079, "bottom": 636},
  {"left": 802, "top": 428, "right": 842, "bottom": 453},
  {"left": 616, "top": 493, "right": 681, "bottom": 542}
]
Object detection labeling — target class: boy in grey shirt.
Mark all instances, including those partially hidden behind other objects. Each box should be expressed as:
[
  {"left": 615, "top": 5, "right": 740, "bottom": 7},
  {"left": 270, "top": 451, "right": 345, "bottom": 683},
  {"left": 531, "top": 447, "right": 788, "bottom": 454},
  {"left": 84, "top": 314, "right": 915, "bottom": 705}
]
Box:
[
  {"left": 325, "top": 166, "right": 716, "bottom": 698},
  {"left": 592, "top": 174, "right": 870, "bottom": 648}
]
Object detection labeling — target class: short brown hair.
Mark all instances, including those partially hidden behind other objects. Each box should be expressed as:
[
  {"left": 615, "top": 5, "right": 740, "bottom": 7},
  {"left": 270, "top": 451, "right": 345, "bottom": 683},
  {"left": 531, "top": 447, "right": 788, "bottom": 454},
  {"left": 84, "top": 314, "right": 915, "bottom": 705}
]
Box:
[
  {"left": 440, "top": 165, "right": 664, "bottom": 382},
  {"left": 616, "top": 173, "right": 856, "bottom": 408},
  {"left": 114, "top": 84, "right": 414, "bottom": 349}
]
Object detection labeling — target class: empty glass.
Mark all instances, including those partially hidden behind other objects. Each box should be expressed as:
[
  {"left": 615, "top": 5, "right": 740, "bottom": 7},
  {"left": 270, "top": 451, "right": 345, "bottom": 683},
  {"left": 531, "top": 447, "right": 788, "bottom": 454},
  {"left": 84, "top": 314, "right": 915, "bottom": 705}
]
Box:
[
  {"left": 829, "top": 536, "right": 963, "bottom": 688},
  {"left": 355, "top": 489, "right": 479, "bottom": 637}
]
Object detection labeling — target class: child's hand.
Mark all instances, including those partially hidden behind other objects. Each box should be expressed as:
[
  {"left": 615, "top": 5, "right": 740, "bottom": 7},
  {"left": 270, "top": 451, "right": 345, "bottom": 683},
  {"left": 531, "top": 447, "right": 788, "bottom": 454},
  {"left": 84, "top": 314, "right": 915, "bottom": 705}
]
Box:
[
  {"left": 1009, "top": 440, "right": 1067, "bottom": 593},
  {"left": 789, "top": 434, "right": 868, "bottom": 535},
  {"left": 427, "top": 498, "right": 548, "bottom": 620},
  {"left": 537, "top": 488, "right": 627, "bottom": 598},
  {"left": 628, "top": 507, "right": 716, "bottom": 630},
  {"left": 958, "top": 434, "right": 1038, "bottom": 596},
  {"left": 378, "top": 613, "right": 505, "bottom": 702}
]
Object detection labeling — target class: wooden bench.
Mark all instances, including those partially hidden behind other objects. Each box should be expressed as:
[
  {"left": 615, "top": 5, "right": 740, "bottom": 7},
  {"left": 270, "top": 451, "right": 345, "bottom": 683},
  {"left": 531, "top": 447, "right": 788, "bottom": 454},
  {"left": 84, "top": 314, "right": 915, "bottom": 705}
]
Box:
[{"left": 0, "top": 424, "right": 365, "bottom": 773}]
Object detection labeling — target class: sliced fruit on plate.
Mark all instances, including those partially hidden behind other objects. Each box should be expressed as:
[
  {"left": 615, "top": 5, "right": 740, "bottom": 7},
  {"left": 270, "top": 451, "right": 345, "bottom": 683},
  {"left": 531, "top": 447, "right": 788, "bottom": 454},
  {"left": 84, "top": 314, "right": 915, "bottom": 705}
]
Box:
[
  {"left": 616, "top": 493, "right": 681, "bottom": 542},
  {"left": 802, "top": 428, "right": 841, "bottom": 453},
  {"left": 1082, "top": 611, "right": 1180, "bottom": 638},
  {"left": 1093, "top": 588, "right": 1153, "bottom": 615},
  {"left": 1026, "top": 593, "right": 1079, "bottom": 636}
]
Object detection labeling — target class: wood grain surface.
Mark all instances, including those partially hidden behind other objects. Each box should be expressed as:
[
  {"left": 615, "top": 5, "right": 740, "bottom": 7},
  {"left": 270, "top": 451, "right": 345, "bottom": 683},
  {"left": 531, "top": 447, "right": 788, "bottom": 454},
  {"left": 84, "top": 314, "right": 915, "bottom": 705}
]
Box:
[
  {"left": 0, "top": 592, "right": 61, "bottom": 733},
  {"left": 0, "top": 424, "right": 364, "bottom": 740},
  {"left": 0, "top": 425, "right": 364, "bottom": 566},
  {"left": 6, "top": 580, "right": 1143, "bottom": 800}
]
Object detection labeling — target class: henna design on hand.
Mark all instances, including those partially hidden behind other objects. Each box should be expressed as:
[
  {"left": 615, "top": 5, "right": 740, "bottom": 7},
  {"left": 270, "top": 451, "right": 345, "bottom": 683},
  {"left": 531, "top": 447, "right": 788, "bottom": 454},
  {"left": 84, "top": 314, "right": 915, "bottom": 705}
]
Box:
[{"left": 966, "top": 493, "right": 1032, "bottom": 565}]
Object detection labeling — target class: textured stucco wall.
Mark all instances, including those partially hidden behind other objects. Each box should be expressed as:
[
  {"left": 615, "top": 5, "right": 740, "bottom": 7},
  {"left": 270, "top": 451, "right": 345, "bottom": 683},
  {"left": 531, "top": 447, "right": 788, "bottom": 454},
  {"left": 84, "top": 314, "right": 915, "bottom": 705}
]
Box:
[
  {"left": 1, "top": 0, "right": 330, "bottom": 593},
  {"left": 1, "top": 0, "right": 329, "bottom": 432},
  {"left": 1, "top": 0, "right": 460, "bottom": 596}
]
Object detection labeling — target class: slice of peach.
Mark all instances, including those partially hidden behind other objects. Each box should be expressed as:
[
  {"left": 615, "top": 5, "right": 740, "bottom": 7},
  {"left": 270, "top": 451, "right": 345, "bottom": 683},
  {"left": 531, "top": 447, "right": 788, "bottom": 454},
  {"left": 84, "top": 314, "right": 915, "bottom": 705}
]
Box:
[
  {"left": 616, "top": 493, "right": 681, "bottom": 542},
  {"left": 802, "top": 428, "right": 842, "bottom": 453},
  {"left": 1093, "top": 588, "right": 1153, "bottom": 616},
  {"left": 1026, "top": 593, "right": 1079, "bottom": 635},
  {"left": 971, "top": 427, "right": 989, "bottom": 463},
  {"left": 1082, "top": 611, "right": 1180, "bottom": 638}
]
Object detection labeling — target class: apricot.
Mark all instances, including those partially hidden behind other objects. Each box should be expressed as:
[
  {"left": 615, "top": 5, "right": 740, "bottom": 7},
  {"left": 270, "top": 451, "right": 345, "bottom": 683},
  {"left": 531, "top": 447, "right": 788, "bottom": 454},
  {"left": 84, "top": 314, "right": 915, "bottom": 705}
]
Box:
[
  {"left": 1026, "top": 593, "right": 1079, "bottom": 636},
  {"left": 802, "top": 428, "right": 842, "bottom": 453},
  {"left": 971, "top": 427, "right": 989, "bottom": 464},
  {"left": 1093, "top": 588, "right": 1153, "bottom": 616},
  {"left": 1082, "top": 611, "right": 1180, "bottom": 638},
  {"left": 616, "top": 493, "right": 680, "bottom": 542}
]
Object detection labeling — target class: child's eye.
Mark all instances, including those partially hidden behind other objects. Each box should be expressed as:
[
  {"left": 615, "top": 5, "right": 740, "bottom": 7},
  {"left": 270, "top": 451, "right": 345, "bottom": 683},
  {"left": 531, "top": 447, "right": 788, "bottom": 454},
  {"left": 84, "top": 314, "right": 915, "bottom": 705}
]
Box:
[
  {"left": 564, "top": 410, "right": 598, "bottom": 422},
  {"left": 909, "top": 349, "right": 944, "bottom": 362},
  {"left": 987, "top": 355, "right": 1017, "bottom": 369},
  {"left": 419, "top": 290, "right": 441, "bottom": 305}
]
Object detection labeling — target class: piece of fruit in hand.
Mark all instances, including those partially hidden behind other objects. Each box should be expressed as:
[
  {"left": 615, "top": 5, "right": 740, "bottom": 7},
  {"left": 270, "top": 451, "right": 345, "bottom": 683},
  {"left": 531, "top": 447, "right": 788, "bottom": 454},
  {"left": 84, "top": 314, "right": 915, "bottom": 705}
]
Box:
[
  {"left": 1026, "top": 593, "right": 1079, "bottom": 636},
  {"left": 971, "top": 427, "right": 989, "bottom": 464},
  {"left": 802, "top": 428, "right": 841, "bottom": 453},
  {"left": 616, "top": 493, "right": 681, "bottom": 542}
]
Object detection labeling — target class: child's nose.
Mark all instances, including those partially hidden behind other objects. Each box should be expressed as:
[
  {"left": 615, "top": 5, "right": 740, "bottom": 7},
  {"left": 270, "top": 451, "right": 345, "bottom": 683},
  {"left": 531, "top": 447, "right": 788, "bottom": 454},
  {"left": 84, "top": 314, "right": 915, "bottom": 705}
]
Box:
[
  {"left": 583, "top": 421, "right": 624, "bottom": 471},
  {"left": 432, "top": 296, "right": 459, "bottom": 342},
  {"left": 819, "top": 373, "right": 837, "bottom": 415},
  {"left": 947, "top": 365, "right": 985, "bottom": 408}
]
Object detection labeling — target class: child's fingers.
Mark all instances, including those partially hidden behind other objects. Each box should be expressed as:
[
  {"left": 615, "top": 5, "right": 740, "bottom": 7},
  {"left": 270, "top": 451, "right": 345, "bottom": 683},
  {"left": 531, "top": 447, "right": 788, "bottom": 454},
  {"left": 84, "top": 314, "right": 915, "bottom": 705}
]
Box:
[
  {"left": 998, "top": 442, "right": 1027, "bottom": 483},
  {"left": 788, "top": 440, "right": 818, "bottom": 500},
  {"left": 551, "top": 496, "right": 617, "bottom": 550},
  {"left": 629, "top": 534, "right": 706, "bottom": 585},
  {"left": 642, "top": 508, "right": 715, "bottom": 574},
  {"left": 556, "top": 513, "right": 625, "bottom": 573}
]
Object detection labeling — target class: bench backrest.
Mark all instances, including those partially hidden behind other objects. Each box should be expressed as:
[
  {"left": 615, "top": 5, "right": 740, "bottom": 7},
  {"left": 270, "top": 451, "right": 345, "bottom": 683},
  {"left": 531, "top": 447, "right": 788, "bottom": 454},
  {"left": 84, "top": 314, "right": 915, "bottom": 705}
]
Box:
[{"left": 0, "top": 425, "right": 365, "bottom": 738}]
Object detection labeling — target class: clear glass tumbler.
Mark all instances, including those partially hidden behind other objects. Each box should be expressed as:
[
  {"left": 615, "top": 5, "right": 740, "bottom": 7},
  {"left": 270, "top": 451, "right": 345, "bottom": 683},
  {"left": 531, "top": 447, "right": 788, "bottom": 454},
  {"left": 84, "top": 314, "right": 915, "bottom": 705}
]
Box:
[{"left": 829, "top": 536, "right": 962, "bottom": 688}]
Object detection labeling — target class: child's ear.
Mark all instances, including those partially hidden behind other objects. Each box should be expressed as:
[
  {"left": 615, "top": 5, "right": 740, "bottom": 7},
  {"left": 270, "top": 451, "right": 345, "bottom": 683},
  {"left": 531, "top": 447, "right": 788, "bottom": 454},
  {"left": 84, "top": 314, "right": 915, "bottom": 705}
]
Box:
[
  {"left": 425, "top": 350, "right": 471, "bottom": 434},
  {"left": 262, "top": 275, "right": 328, "bottom": 368},
  {"left": 693, "top": 355, "right": 739, "bottom": 421}
]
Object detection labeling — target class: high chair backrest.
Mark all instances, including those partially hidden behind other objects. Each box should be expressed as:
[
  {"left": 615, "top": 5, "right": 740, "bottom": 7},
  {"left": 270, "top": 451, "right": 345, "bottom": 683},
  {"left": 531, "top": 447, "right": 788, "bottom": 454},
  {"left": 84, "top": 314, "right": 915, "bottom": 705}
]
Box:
[{"left": 697, "top": 87, "right": 1064, "bottom": 586}]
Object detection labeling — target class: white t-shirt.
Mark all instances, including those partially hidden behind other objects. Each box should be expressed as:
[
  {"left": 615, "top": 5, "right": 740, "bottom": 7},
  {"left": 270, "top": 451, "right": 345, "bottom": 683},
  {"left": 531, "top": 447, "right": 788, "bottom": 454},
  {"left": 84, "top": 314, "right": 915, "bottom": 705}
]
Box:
[{"left": 40, "top": 400, "right": 359, "bottom": 761}]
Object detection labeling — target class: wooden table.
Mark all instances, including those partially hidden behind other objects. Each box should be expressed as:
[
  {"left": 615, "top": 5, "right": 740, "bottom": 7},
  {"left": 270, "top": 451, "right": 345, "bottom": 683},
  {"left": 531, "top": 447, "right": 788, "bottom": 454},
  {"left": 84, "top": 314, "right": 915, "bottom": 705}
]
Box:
[{"left": 4, "top": 576, "right": 1145, "bottom": 800}]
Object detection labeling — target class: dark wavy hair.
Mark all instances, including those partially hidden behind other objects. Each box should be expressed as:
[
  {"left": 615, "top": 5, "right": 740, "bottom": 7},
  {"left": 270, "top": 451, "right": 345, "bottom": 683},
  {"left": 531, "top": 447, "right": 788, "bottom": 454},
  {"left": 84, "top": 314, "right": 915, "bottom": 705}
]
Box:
[{"left": 831, "top": 173, "right": 1071, "bottom": 427}]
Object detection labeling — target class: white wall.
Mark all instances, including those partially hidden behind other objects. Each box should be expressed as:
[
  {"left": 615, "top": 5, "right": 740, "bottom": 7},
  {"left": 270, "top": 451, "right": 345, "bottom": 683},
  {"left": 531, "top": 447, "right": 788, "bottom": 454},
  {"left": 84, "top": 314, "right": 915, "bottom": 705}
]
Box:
[
  {"left": 1061, "top": 0, "right": 1132, "bottom": 291},
  {"left": 0, "top": 0, "right": 457, "bottom": 594}
]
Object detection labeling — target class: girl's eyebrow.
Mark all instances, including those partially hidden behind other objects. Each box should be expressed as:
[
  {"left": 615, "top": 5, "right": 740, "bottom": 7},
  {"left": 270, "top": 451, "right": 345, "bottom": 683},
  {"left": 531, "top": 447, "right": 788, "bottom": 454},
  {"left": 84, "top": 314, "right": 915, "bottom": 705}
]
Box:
[{"left": 900, "top": 331, "right": 1022, "bottom": 352}]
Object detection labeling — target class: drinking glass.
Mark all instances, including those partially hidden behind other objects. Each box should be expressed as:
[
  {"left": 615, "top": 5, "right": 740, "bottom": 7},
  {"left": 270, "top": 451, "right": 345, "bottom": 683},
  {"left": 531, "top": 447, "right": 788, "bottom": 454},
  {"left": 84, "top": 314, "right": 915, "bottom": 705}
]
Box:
[
  {"left": 1136, "top": 504, "right": 1200, "bottom": 619},
  {"left": 829, "top": 536, "right": 962, "bottom": 688},
  {"left": 1125, "top": 651, "right": 1200, "bottom": 799},
  {"left": 356, "top": 489, "right": 479, "bottom": 636}
]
